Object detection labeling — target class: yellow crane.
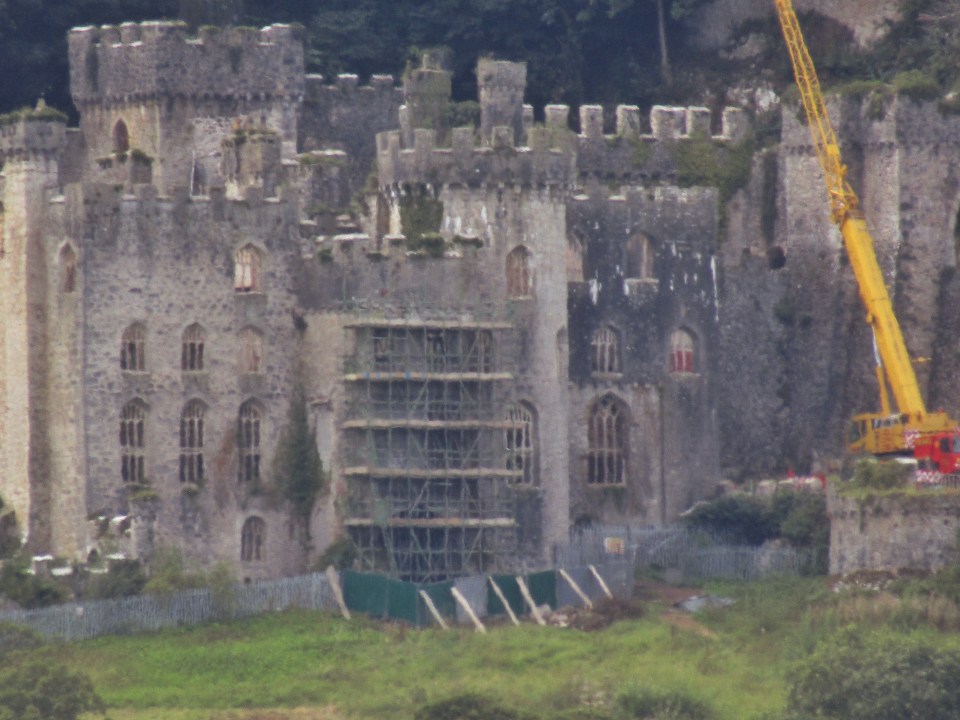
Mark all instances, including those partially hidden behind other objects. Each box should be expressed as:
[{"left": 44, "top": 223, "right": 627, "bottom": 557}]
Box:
[{"left": 773, "top": 0, "right": 959, "bottom": 459}]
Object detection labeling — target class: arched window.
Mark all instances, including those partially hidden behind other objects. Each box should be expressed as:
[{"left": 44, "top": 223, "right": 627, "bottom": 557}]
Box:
[
  {"left": 238, "top": 401, "right": 262, "bottom": 483},
  {"left": 234, "top": 245, "right": 263, "bottom": 293},
  {"left": 120, "top": 323, "right": 146, "bottom": 371},
  {"left": 587, "top": 395, "right": 627, "bottom": 485},
  {"left": 669, "top": 328, "right": 696, "bottom": 374},
  {"left": 241, "top": 516, "right": 266, "bottom": 561},
  {"left": 60, "top": 245, "right": 77, "bottom": 293},
  {"left": 566, "top": 236, "right": 584, "bottom": 282},
  {"left": 120, "top": 400, "right": 146, "bottom": 483},
  {"left": 179, "top": 401, "right": 205, "bottom": 484},
  {"left": 591, "top": 326, "right": 621, "bottom": 374},
  {"left": 239, "top": 327, "right": 263, "bottom": 373},
  {"left": 505, "top": 402, "right": 537, "bottom": 484},
  {"left": 181, "top": 324, "right": 205, "bottom": 372},
  {"left": 506, "top": 246, "right": 532, "bottom": 298},
  {"left": 113, "top": 119, "right": 129, "bottom": 154},
  {"left": 625, "top": 233, "right": 654, "bottom": 279}
]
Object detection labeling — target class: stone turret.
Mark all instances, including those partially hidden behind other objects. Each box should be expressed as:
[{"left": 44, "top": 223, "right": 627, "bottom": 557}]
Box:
[
  {"left": 402, "top": 49, "right": 452, "bottom": 143},
  {"left": 477, "top": 59, "right": 526, "bottom": 144}
]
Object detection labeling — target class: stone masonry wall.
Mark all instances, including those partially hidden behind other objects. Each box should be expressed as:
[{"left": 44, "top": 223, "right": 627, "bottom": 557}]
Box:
[{"left": 829, "top": 488, "right": 960, "bottom": 574}]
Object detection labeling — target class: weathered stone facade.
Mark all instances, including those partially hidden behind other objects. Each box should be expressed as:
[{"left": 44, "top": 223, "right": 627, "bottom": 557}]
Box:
[{"left": 0, "top": 19, "right": 730, "bottom": 580}]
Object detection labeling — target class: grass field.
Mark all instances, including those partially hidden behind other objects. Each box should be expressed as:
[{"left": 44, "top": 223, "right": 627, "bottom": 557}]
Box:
[{"left": 18, "top": 574, "right": 960, "bottom": 720}]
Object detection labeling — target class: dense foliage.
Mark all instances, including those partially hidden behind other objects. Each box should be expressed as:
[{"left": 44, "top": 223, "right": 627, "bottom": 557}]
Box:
[
  {"left": 0, "top": 661, "right": 106, "bottom": 720},
  {"left": 783, "top": 630, "right": 960, "bottom": 720},
  {"left": 272, "top": 385, "right": 326, "bottom": 532}
]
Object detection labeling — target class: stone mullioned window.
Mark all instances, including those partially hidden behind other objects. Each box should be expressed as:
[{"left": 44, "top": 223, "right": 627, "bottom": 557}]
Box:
[
  {"left": 179, "top": 401, "right": 205, "bottom": 484},
  {"left": 238, "top": 401, "right": 262, "bottom": 483},
  {"left": 587, "top": 395, "right": 627, "bottom": 485},
  {"left": 181, "top": 324, "right": 205, "bottom": 372},
  {"left": 120, "top": 400, "right": 147, "bottom": 483},
  {"left": 120, "top": 323, "right": 146, "bottom": 371}
]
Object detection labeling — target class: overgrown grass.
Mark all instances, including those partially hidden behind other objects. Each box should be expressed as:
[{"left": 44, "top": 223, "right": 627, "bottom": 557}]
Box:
[{"left": 13, "top": 573, "right": 960, "bottom": 720}]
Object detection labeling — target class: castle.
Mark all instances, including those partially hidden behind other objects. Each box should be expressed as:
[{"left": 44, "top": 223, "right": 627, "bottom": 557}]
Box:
[{"left": 0, "top": 21, "right": 740, "bottom": 581}]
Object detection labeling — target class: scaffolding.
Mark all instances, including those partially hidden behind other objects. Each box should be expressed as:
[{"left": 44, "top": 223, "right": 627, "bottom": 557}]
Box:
[{"left": 341, "top": 314, "right": 521, "bottom": 583}]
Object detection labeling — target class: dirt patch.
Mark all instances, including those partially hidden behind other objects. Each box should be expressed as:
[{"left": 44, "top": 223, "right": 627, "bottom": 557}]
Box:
[
  {"left": 548, "top": 596, "right": 646, "bottom": 631},
  {"left": 660, "top": 610, "right": 716, "bottom": 638},
  {"left": 634, "top": 579, "right": 701, "bottom": 606}
]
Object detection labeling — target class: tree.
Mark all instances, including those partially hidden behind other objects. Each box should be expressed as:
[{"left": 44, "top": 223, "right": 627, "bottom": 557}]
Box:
[
  {"left": 273, "top": 385, "right": 325, "bottom": 539},
  {"left": 784, "top": 630, "right": 960, "bottom": 720},
  {"left": 0, "top": 661, "right": 106, "bottom": 720}
]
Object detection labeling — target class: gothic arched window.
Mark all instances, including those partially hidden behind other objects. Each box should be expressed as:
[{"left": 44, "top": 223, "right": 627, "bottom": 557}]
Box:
[
  {"left": 587, "top": 395, "right": 627, "bottom": 485},
  {"left": 669, "top": 328, "right": 696, "bottom": 374},
  {"left": 505, "top": 402, "right": 538, "bottom": 484},
  {"left": 179, "top": 401, "right": 205, "bottom": 484},
  {"left": 625, "top": 233, "right": 654, "bottom": 279},
  {"left": 182, "top": 324, "right": 205, "bottom": 372},
  {"left": 120, "top": 323, "right": 146, "bottom": 371},
  {"left": 120, "top": 400, "right": 147, "bottom": 483},
  {"left": 506, "top": 246, "right": 532, "bottom": 298},
  {"left": 238, "top": 401, "right": 262, "bottom": 483},
  {"left": 241, "top": 516, "right": 265, "bottom": 561},
  {"left": 60, "top": 245, "right": 77, "bottom": 293},
  {"left": 234, "top": 245, "right": 263, "bottom": 293},
  {"left": 591, "top": 326, "right": 621, "bottom": 375},
  {"left": 239, "top": 327, "right": 263, "bottom": 373},
  {"left": 113, "top": 119, "right": 129, "bottom": 154}
]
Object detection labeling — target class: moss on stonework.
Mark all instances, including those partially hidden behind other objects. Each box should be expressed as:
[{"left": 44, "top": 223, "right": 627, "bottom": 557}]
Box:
[
  {"left": 0, "top": 105, "right": 68, "bottom": 127},
  {"left": 669, "top": 132, "right": 754, "bottom": 206},
  {"left": 399, "top": 188, "right": 445, "bottom": 253}
]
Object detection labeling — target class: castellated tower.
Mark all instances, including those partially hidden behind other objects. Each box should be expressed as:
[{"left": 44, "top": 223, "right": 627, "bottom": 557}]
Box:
[
  {"left": 68, "top": 22, "right": 304, "bottom": 193},
  {"left": 0, "top": 112, "right": 79, "bottom": 554}
]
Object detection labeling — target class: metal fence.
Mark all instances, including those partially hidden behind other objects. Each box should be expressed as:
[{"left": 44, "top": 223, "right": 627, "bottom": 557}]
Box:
[
  {"left": 0, "top": 572, "right": 338, "bottom": 642},
  {"left": 555, "top": 524, "right": 825, "bottom": 581}
]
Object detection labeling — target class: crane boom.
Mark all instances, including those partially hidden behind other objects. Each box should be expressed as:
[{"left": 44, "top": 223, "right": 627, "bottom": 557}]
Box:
[{"left": 773, "top": 0, "right": 956, "bottom": 454}]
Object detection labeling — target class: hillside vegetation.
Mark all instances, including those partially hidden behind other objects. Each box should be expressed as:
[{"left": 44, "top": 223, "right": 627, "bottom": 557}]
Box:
[{"left": 3, "top": 573, "right": 960, "bottom": 719}]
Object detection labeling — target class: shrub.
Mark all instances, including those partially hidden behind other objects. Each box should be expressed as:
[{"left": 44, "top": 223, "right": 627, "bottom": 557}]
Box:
[
  {"left": 849, "top": 458, "right": 911, "bottom": 491},
  {"left": 415, "top": 692, "right": 538, "bottom": 720},
  {"left": 315, "top": 535, "right": 358, "bottom": 571},
  {"left": 0, "top": 557, "right": 68, "bottom": 609},
  {"left": 0, "top": 660, "right": 106, "bottom": 720},
  {"left": 892, "top": 69, "right": 941, "bottom": 101},
  {"left": 784, "top": 630, "right": 960, "bottom": 720},
  {"left": 143, "top": 546, "right": 206, "bottom": 596},
  {"left": 616, "top": 687, "right": 715, "bottom": 720},
  {"left": 682, "top": 494, "right": 779, "bottom": 546},
  {"left": 86, "top": 558, "right": 146, "bottom": 600}
]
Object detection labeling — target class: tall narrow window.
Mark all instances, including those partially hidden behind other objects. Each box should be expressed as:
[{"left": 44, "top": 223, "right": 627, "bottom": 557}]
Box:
[
  {"left": 506, "top": 246, "right": 532, "bottom": 298},
  {"left": 60, "top": 245, "right": 77, "bottom": 293},
  {"left": 669, "top": 328, "right": 696, "bottom": 374},
  {"left": 113, "top": 119, "right": 129, "bottom": 154},
  {"left": 239, "top": 327, "right": 263, "bottom": 373},
  {"left": 587, "top": 396, "right": 627, "bottom": 485},
  {"left": 566, "top": 236, "right": 584, "bottom": 282},
  {"left": 181, "top": 324, "right": 205, "bottom": 372},
  {"left": 120, "top": 323, "right": 146, "bottom": 371},
  {"left": 591, "top": 326, "right": 621, "bottom": 374},
  {"left": 179, "top": 401, "right": 205, "bottom": 484},
  {"left": 506, "top": 402, "right": 537, "bottom": 484},
  {"left": 241, "top": 516, "right": 266, "bottom": 561},
  {"left": 238, "top": 401, "right": 262, "bottom": 483},
  {"left": 234, "top": 245, "right": 263, "bottom": 293},
  {"left": 120, "top": 400, "right": 146, "bottom": 483},
  {"left": 625, "top": 233, "right": 654, "bottom": 279}
]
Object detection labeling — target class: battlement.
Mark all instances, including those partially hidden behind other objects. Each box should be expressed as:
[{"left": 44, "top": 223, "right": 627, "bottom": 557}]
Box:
[
  {"left": 376, "top": 124, "right": 577, "bottom": 188},
  {"left": 303, "top": 73, "right": 399, "bottom": 103},
  {"left": 69, "top": 22, "right": 304, "bottom": 106},
  {"left": 0, "top": 116, "right": 67, "bottom": 162}
]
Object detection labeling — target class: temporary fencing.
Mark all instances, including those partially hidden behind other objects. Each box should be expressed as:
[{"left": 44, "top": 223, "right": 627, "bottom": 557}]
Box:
[
  {"left": 555, "top": 524, "right": 826, "bottom": 581},
  {"left": 0, "top": 571, "right": 338, "bottom": 642}
]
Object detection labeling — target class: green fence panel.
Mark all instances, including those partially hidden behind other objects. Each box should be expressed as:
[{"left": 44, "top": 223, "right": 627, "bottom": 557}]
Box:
[
  {"left": 343, "top": 571, "right": 389, "bottom": 618},
  {"left": 418, "top": 582, "right": 455, "bottom": 626},
  {"left": 487, "top": 574, "right": 524, "bottom": 616},
  {"left": 385, "top": 576, "right": 419, "bottom": 624},
  {"left": 526, "top": 570, "right": 557, "bottom": 610}
]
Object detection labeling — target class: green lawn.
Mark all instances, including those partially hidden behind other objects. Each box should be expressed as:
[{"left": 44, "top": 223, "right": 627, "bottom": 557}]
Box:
[{"left": 19, "top": 575, "right": 957, "bottom": 720}]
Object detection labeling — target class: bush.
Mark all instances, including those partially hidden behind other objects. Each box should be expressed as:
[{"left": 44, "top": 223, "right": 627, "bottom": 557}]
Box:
[
  {"left": 849, "top": 458, "right": 911, "bottom": 491},
  {"left": 143, "top": 546, "right": 207, "bottom": 596},
  {"left": 682, "top": 495, "right": 779, "bottom": 546},
  {"left": 0, "top": 557, "right": 68, "bottom": 609},
  {"left": 616, "top": 687, "right": 715, "bottom": 720},
  {"left": 86, "top": 558, "right": 146, "bottom": 599},
  {"left": 784, "top": 630, "right": 960, "bottom": 720},
  {"left": 0, "top": 660, "right": 106, "bottom": 720},
  {"left": 315, "top": 535, "right": 358, "bottom": 571},
  {"left": 415, "top": 692, "right": 538, "bottom": 720}
]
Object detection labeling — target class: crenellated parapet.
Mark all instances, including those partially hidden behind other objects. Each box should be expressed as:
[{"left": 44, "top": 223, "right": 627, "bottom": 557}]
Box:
[
  {"left": 303, "top": 73, "right": 400, "bottom": 106},
  {"left": 376, "top": 124, "right": 578, "bottom": 188},
  {"left": 0, "top": 116, "right": 67, "bottom": 163},
  {"left": 68, "top": 22, "right": 304, "bottom": 108}
]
